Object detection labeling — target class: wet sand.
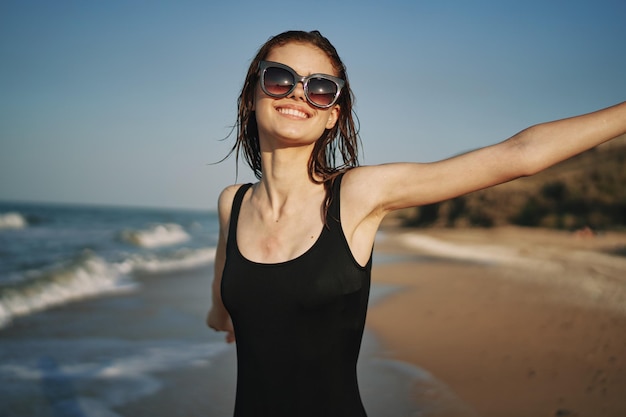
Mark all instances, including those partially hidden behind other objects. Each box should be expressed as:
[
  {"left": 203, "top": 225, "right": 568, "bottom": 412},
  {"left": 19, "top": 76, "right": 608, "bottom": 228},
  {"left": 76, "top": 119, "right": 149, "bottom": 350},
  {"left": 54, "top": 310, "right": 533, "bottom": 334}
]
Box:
[{"left": 368, "top": 226, "right": 626, "bottom": 417}]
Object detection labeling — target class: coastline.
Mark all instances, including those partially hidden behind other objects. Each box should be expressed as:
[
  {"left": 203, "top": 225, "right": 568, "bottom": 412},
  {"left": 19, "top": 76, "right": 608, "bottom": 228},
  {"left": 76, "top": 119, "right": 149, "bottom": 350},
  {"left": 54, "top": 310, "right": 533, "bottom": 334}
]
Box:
[{"left": 367, "top": 226, "right": 626, "bottom": 417}]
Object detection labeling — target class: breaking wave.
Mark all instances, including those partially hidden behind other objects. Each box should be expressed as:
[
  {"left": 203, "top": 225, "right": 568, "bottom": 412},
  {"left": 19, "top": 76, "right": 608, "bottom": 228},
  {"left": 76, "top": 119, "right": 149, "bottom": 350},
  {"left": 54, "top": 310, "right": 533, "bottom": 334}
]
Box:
[
  {"left": 0, "top": 246, "right": 216, "bottom": 329},
  {"left": 0, "top": 212, "right": 28, "bottom": 229},
  {"left": 120, "top": 223, "right": 190, "bottom": 248}
]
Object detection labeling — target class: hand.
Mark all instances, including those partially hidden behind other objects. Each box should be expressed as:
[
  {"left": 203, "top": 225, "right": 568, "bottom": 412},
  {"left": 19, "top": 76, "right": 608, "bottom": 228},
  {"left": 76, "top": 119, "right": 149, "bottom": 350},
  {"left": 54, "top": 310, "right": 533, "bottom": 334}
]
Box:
[{"left": 206, "top": 307, "right": 235, "bottom": 343}]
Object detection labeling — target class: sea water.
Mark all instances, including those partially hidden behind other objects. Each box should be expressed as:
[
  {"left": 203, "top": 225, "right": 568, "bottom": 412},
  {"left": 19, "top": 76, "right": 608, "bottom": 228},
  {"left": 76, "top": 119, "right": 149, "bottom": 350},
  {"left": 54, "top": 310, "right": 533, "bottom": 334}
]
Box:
[
  {"left": 0, "top": 201, "right": 233, "bottom": 417},
  {"left": 0, "top": 201, "right": 218, "bottom": 328}
]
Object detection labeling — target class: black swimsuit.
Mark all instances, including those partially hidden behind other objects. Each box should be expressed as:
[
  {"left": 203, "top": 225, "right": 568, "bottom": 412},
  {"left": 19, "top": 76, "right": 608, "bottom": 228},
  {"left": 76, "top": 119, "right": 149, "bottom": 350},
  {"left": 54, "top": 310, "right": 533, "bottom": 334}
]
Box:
[{"left": 221, "top": 174, "right": 372, "bottom": 417}]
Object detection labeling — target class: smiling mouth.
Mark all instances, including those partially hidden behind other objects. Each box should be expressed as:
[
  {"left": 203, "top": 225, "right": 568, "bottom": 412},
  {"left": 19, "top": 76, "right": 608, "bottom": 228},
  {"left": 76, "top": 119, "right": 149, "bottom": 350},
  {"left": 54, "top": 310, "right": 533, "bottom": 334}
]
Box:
[{"left": 277, "top": 107, "right": 309, "bottom": 119}]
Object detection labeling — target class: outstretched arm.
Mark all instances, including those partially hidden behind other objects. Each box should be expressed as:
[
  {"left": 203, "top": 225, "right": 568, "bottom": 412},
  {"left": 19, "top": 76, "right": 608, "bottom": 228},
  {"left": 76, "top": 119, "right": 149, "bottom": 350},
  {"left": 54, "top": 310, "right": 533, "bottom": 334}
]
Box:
[{"left": 348, "top": 101, "right": 626, "bottom": 215}]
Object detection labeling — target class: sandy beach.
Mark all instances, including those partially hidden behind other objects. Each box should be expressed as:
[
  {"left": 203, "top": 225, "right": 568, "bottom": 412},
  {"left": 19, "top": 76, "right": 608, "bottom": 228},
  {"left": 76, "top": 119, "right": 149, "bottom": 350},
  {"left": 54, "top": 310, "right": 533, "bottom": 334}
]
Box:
[{"left": 368, "top": 226, "right": 626, "bottom": 417}]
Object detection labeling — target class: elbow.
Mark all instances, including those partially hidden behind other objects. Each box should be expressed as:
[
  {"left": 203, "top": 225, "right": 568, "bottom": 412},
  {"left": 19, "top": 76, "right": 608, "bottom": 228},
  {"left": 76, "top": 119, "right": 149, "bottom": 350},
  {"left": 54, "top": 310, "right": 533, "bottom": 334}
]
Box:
[{"left": 506, "top": 124, "right": 550, "bottom": 178}]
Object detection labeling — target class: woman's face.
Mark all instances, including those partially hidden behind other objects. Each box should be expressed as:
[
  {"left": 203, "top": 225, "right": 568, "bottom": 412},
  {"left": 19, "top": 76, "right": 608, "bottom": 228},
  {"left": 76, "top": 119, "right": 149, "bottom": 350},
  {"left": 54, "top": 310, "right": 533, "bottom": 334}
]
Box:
[{"left": 254, "top": 42, "right": 340, "bottom": 150}]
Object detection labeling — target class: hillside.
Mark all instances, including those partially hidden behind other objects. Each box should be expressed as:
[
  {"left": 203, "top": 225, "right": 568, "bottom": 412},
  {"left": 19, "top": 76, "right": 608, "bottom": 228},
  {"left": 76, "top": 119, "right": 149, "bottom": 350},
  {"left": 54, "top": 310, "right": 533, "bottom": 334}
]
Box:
[{"left": 388, "top": 134, "right": 626, "bottom": 231}]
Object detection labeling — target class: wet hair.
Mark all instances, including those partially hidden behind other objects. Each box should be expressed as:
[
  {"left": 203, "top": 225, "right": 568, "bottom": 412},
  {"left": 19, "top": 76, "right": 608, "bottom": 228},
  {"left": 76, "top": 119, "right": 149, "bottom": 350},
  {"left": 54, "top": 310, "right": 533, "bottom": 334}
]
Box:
[{"left": 228, "top": 30, "right": 360, "bottom": 190}]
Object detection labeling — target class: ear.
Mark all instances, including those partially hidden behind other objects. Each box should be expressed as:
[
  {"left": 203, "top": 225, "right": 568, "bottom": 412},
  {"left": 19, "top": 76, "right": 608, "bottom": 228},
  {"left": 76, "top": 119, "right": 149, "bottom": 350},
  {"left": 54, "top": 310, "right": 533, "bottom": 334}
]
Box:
[{"left": 325, "top": 105, "right": 340, "bottom": 129}]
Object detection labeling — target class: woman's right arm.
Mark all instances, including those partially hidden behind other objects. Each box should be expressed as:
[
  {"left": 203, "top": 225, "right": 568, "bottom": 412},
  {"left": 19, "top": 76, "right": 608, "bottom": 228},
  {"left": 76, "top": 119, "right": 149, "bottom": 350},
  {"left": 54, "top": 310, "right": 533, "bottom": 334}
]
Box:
[{"left": 206, "top": 186, "right": 239, "bottom": 343}]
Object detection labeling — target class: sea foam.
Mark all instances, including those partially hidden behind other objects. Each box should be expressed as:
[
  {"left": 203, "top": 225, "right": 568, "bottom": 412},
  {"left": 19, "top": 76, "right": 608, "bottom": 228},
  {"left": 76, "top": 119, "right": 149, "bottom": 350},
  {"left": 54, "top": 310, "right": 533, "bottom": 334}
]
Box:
[
  {"left": 120, "top": 223, "right": 190, "bottom": 248},
  {"left": 0, "top": 252, "right": 133, "bottom": 328},
  {"left": 128, "top": 247, "right": 216, "bottom": 274},
  {"left": 0, "top": 247, "right": 217, "bottom": 328},
  {"left": 0, "top": 212, "right": 27, "bottom": 229}
]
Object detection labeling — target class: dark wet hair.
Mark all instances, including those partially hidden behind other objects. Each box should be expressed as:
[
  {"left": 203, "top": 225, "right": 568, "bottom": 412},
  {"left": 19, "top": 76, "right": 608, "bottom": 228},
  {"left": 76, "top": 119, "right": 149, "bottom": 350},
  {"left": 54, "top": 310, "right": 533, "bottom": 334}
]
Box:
[{"left": 228, "top": 30, "right": 360, "bottom": 188}]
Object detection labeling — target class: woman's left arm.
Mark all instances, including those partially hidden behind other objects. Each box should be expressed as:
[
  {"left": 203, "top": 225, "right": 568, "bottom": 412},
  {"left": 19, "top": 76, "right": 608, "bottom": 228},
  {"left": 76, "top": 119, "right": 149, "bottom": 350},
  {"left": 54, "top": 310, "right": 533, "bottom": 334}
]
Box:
[{"left": 347, "top": 101, "right": 626, "bottom": 216}]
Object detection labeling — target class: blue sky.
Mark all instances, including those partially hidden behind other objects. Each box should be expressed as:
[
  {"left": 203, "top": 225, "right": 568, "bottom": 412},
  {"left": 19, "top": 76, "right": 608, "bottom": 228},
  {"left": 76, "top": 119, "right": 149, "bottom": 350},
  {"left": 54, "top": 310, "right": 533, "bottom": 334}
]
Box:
[{"left": 1, "top": 0, "right": 625, "bottom": 210}]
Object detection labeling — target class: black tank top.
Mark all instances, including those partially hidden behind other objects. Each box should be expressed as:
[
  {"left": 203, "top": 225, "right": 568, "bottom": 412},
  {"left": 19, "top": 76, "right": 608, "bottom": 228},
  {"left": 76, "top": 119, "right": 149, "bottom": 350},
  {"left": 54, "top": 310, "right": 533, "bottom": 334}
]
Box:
[{"left": 221, "top": 174, "right": 372, "bottom": 417}]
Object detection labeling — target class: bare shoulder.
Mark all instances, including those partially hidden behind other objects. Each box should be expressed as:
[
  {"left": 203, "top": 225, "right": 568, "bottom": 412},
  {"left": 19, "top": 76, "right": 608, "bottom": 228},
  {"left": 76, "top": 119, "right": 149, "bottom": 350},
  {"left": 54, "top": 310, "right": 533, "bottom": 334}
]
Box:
[
  {"left": 342, "top": 163, "right": 428, "bottom": 189},
  {"left": 340, "top": 166, "right": 396, "bottom": 224},
  {"left": 340, "top": 166, "right": 375, "bottom": 202},
  {"left": 341, "top": 165, "right": 392, "bottom": 194},
  {"left": 217, "top": 184, "right": 243, "bottom": 209},
  {"left": 217, "top": 184, "right": 250, "bottom": 230},
  {"left": 341, "top": 164, "right": 426, "bottom": 212}
]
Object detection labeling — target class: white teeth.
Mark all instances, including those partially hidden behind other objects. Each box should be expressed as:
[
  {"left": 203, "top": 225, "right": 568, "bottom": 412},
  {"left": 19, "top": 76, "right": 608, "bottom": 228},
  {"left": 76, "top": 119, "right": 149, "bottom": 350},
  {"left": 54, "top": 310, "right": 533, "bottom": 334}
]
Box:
[{"left": 278, "top": 108, "right": 307, "bottom": 118}]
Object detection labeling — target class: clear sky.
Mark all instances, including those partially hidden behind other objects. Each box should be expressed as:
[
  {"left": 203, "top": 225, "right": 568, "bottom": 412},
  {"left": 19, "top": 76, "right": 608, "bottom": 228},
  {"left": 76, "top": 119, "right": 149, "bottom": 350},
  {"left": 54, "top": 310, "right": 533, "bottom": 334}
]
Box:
[{"left": 1, "top": 0, "right": 625, "bottom": 210}]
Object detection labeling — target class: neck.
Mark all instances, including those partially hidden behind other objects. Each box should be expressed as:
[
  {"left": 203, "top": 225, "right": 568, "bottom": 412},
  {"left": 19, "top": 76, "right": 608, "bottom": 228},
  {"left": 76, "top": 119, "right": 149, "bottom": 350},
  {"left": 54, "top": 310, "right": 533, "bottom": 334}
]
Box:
[{"left": 254, "top": 145, "right": 324, "bottom": 220}]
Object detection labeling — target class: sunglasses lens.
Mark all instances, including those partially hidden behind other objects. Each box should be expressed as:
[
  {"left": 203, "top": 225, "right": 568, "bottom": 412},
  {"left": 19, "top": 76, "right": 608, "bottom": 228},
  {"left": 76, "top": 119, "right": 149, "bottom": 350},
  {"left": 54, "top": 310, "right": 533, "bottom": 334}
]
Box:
[
  {"left": 307, "top": 78, "right": 338, "bottom": 107},
  {"left": 261, "top": 63, "right": 341, "bottom": 107},
  {"left": 263, "top": 67, "right": 294, "bottom": 96}
]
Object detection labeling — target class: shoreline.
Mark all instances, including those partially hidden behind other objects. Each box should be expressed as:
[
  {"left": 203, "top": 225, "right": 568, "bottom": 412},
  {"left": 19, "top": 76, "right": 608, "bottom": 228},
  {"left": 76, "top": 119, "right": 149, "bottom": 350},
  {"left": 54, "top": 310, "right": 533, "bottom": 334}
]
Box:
[{"left": 367, "top": 226, "right": 626, "bottom": 417}]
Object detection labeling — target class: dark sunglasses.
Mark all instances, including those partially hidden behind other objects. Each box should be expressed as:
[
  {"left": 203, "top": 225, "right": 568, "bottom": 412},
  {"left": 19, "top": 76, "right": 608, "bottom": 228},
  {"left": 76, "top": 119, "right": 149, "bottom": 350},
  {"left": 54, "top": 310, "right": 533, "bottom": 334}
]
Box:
[{"left": 258, "top": 61, "right": 345, "bottom": 109}]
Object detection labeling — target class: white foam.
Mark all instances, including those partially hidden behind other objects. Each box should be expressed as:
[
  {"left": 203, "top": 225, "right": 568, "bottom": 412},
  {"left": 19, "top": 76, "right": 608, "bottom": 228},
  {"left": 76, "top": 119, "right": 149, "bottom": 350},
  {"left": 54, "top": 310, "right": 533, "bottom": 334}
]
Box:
[
  {"left": 398, "top": 233, "right": 571, "bottom": 275},
  {"left": 0, "top": 246, "right": 217, "bottom": 328},
  {"left": 120, "top": 223, "right": 190, "bottom": 248},
  {"left": 399, "top": 233, "right": 524, "bottom": 265},
  {"left": 0, "top": 253, "right": 134, "bottom": 328},
  {"left": 0, "top": 212, "right": 27, "bottom": 229},
  {"left": 394, "top": 232, "right": 626, "bottom": 314},
  {"left": 128, "top": 247, "right": 216, "bottom": 274}
]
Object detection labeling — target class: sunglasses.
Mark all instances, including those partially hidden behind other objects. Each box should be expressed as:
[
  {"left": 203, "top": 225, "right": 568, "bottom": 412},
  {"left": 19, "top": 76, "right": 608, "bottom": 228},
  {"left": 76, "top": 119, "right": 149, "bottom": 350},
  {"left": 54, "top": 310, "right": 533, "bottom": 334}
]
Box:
[{"left": 258, "top": 61, "right": 345, "bottom": 109}]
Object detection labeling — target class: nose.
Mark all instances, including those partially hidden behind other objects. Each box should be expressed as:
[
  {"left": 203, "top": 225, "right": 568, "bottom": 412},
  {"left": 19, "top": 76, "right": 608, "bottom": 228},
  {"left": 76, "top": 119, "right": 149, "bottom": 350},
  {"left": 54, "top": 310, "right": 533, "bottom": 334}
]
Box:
[{"left": 289, "top": 80, "right": 307, "bottom": 103}]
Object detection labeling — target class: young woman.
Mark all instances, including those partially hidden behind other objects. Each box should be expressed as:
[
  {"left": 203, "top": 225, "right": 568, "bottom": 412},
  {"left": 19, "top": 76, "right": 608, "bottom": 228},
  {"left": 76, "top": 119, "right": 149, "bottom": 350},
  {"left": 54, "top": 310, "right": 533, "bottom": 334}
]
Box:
[{"left": 206, "top": 30, "right": 626, "bottom": 417}]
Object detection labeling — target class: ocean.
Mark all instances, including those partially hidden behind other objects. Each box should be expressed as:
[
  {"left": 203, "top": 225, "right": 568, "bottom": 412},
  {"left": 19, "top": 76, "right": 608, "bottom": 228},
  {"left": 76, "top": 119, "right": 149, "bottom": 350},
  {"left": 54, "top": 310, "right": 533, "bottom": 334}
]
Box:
[
  {"left": 0, "top": 201, "right": 219, "bottom": 329},
  {"left": 0, "top": 201, "right": 237, "bottom": 416}
]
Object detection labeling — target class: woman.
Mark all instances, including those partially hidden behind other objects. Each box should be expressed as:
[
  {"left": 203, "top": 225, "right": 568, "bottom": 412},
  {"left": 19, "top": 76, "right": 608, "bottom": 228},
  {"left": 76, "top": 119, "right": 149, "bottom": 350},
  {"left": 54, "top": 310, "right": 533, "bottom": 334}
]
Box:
[{"left": 206, "top": 30, "right": 625, "bottom": 417}]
